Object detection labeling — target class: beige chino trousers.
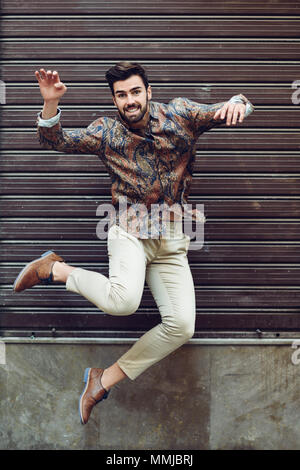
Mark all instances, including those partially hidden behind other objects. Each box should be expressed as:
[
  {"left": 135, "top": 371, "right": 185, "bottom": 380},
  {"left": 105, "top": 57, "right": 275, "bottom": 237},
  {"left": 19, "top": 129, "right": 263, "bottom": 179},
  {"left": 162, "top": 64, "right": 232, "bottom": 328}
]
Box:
[{"left": 66, "top": 222, "right": 196, "bottom": 380}]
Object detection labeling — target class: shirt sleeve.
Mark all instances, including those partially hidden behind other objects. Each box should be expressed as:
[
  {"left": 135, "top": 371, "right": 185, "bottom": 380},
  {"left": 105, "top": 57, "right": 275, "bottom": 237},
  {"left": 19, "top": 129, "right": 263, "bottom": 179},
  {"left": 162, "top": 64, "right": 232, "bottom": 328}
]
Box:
[
  {"left": 37, "top": 109, "right": 105, "bottom": 155},
  {"left": 170, "top": 95, "right": 254, "bottom": 137},
  {"left": 37, "top": 108, "right": 62, "bottom": 127}
]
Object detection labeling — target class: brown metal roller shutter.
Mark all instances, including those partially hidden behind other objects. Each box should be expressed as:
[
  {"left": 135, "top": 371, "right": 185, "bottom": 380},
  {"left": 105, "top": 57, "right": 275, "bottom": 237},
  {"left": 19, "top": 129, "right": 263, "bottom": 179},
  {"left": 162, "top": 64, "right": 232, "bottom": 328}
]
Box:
[{"left": 1, "top": 1, "right": 300, "bottom": 338}]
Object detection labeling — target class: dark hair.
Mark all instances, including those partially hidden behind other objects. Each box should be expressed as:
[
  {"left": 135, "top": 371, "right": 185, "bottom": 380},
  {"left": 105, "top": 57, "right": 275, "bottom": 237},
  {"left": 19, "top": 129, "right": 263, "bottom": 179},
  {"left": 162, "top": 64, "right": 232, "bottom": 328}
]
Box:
[{"left": 105, "top": 61, "right": 149, "bottom": 95}]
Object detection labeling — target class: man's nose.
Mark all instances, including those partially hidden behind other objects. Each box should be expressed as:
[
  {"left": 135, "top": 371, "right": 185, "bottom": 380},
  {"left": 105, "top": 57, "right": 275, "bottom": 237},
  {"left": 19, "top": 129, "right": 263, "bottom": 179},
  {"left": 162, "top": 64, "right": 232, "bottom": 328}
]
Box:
[{"left": 126, "top": 94, "right": 135, "bottom": 106}]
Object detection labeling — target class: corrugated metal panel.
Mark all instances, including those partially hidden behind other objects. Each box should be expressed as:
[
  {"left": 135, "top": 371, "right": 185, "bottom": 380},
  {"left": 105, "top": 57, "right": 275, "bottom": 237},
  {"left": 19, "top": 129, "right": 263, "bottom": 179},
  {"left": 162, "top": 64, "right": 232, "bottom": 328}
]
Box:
[
  {"left": 1, "top": 61, "right": 299, "bottom": 83},
  {"left": 2, "top": 1, "right": 300, "bottom": 14},
  {"left": 2, "top": 41, "right": 300, "bottom": 60},
  {"left": 2, "top": 17, "right": 300, "bottom": 38},
  {"left": 1, "top": 1, "right": 300, "bottom": 338}
]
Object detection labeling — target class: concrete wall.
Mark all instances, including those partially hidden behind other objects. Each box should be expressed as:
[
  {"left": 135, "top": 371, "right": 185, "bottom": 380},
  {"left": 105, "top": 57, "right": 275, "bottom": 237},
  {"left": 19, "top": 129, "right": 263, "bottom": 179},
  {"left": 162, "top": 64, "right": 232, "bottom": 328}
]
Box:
[{"left": 1, "top": 340, "right": 300, "bottom": 450}]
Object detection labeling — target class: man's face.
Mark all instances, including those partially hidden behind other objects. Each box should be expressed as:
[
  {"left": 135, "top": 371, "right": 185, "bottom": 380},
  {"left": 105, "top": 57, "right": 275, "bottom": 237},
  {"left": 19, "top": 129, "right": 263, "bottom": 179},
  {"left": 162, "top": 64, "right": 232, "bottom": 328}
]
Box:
[{"left": 112, "top": 75, "right": 152, "bottom": 128}]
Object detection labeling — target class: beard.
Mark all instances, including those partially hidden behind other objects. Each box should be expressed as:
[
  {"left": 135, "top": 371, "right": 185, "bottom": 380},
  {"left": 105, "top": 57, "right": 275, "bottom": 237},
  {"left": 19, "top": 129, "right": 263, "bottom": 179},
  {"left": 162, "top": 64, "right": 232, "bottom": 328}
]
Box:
[{"left": 119, "top": 97, "right": 149, "bottom": 126}]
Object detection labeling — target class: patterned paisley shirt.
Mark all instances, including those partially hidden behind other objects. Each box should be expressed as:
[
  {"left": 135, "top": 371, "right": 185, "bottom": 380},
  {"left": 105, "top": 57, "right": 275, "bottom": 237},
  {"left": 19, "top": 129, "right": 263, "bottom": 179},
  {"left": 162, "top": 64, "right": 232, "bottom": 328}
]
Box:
[{"left": 37, "top": 94, "right": 253, "bottom": 238}]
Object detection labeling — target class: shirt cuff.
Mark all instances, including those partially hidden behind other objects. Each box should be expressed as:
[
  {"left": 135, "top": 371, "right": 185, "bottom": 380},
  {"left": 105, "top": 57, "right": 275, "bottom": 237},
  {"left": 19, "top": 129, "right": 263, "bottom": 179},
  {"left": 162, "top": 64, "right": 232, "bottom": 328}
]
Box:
[
  {"left": 37, "top": 108, "right": 61, "bottom": 127},
  {"left": 228, "top": 95, "right": 253, "bottom": 117}
]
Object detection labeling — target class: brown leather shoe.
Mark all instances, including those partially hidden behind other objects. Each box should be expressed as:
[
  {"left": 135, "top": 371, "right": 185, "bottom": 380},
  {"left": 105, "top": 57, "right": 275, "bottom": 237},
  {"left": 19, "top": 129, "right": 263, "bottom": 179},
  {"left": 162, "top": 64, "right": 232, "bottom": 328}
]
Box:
[
  {"left": 13, "top": 250, "right": 65, "bottom": 293},
  {"left": 79, "top": 368, "right": 110, "bottom": 425}
]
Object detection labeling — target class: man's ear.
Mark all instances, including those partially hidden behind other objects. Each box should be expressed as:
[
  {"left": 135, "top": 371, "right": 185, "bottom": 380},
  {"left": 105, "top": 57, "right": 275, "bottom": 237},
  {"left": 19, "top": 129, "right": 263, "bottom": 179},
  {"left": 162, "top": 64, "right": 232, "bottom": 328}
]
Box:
[
  {"left": 112, "top": 94, "right": 117, "bottom": 107},
  {"left": 147, "top": 85, "right": 152, "bottom": 101}
]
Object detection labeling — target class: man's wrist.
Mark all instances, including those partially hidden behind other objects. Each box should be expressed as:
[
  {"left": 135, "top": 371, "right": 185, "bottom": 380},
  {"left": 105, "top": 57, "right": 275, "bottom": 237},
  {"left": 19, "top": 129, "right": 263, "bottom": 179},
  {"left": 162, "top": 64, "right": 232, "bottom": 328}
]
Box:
[
  {"left": 43, "top": 99, "right": 60, "bottom": 106},
  {"left": 42, "top": 99, "right": 60, "bottom": 119}
]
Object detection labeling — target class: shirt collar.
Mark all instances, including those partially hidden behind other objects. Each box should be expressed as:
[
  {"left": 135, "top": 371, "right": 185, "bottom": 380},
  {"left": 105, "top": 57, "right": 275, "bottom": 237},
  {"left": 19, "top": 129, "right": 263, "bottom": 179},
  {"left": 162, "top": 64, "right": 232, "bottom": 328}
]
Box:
[{"left": 149, "top": 101, "right": 159, "bottom": 121}]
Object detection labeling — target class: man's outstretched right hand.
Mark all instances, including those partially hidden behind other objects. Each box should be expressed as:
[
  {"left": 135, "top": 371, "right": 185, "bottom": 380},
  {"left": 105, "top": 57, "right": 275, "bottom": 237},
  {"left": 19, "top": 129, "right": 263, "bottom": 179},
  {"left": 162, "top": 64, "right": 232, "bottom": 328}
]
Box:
[
  {"left": 35, "top": 68, "right": 67, "bottom": 102},
  {"left": 35, "top": 68, "right": 67, "bottom": 120}
]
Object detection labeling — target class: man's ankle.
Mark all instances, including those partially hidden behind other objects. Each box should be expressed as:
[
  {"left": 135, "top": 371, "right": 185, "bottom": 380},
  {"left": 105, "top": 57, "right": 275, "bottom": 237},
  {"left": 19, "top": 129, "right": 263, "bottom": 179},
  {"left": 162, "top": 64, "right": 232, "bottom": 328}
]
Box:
[
  {"left": 100, "top": 363, "right": 127, "bottom": 391},
  {"left": 52, "top": 261, "right": 74, "bottom": 283},
  {"left": 100, "top": 369, "right": 110, "bottom": 391}
]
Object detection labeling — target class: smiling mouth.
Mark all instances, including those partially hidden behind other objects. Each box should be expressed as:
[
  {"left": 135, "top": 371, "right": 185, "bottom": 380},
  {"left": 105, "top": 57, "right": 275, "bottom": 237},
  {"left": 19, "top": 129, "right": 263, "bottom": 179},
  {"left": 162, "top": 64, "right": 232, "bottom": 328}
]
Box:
[{"left": 125, "top": 106, "right": 140, "bottom": 113}]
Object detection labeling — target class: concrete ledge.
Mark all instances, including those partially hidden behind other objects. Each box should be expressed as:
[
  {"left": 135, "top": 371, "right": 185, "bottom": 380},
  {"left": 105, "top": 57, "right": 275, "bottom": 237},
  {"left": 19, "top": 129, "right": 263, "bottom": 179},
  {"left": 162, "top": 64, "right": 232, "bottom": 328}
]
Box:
[{"left": 2, "top": 336, "right": 300, "bottom": 345}]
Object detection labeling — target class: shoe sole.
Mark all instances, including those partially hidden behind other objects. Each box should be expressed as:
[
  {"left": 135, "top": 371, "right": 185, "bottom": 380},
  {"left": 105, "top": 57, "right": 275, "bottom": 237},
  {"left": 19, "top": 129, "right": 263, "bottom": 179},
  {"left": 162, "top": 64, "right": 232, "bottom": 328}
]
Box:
[
  {"left": 79, "top": 367, "right": 91, "bottom": 425},
  {"left": 13, "top": 250, "right": 55, "bottom": 292}
]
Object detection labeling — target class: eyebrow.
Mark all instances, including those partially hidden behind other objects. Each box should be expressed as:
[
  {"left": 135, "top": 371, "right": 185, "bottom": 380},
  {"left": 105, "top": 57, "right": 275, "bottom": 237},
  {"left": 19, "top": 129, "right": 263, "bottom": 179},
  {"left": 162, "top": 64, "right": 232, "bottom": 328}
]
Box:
[{"left": 115, "top": 86, "right": 142, "bottom": 95}]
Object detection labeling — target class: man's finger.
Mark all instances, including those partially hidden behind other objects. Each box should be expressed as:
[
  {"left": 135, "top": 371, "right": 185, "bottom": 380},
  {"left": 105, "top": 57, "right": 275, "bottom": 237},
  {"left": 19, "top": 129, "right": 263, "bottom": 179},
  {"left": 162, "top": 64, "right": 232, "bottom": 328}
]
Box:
[
  {"left": 39, "top": 68, "right": 47, "bottom": 80},
  {"left": 226, "top": 103, "right": 235, "bottom": 125},
  {"left": 54, "top": 82, "right": 65, "bottom": 90},
  {"left": 220, "top": 103, "right": 229, "bottom": 120},
  {"left": 213, "top": 108, "right": 221, "bottom": 120},
  {"left": 239, "top": 105, "right": 245, "bottom": 123},
  {"left": 52, "top": 71, "right": 60, "bottom": 83},
  {"left": 231, "top": 106, "right": 240, "bottom": 125},
  {"left": 34, "top": 70, "right": 42, "bottom": 83}
]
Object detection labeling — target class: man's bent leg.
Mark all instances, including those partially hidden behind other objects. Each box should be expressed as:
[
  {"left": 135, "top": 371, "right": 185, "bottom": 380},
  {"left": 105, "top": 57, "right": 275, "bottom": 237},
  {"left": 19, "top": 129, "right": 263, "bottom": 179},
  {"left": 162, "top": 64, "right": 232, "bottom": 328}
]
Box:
[
  {"left": 117, "top": 232, "right": 195, "bottom": 380},
  {"left": 73, "top": 225, "right": 147, "bottom": 423},
  {"left": 66, "top": 225, "right": 146, "bottom": 316}
]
